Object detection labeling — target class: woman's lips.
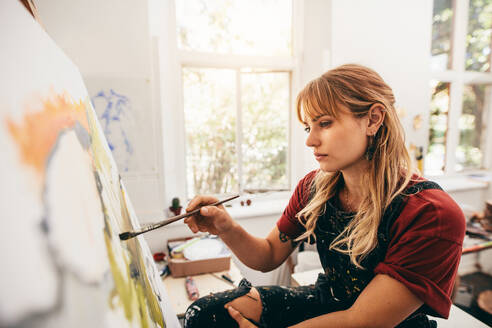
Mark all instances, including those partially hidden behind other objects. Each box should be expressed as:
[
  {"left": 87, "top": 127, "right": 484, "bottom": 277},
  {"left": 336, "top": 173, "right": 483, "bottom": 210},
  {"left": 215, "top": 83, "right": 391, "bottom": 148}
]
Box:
[{"left": 314, "top": 153, "right": 327, "bottom": 161}]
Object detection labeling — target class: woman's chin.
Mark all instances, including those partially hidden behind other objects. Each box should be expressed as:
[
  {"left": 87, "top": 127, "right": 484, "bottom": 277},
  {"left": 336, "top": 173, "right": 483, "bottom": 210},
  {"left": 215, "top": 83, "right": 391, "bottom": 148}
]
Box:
[{"left": 318, "top": 164, "right": 338, "bottom": 173}]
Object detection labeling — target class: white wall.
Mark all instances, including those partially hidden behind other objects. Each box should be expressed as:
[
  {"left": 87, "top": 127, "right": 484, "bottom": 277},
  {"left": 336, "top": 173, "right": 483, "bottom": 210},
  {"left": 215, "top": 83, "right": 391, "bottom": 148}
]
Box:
[
  {"left": 292, "top": 0, "right": 333, "bottom": 182},
  {"left": 37, "top": 2, "right": 152, "bottom": 77},
  {"left": 36, "top": 0, "right": 166, "bottom": 226},
  {"left": 330, "top": 0, "right": 433, "bottom": 152}
]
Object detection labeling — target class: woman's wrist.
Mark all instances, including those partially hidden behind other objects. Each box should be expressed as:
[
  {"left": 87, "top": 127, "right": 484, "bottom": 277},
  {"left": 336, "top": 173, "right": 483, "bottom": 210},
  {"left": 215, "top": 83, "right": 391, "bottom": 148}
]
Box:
[{"left": 218, "top": 220, "right": 239, "bottom": 241}]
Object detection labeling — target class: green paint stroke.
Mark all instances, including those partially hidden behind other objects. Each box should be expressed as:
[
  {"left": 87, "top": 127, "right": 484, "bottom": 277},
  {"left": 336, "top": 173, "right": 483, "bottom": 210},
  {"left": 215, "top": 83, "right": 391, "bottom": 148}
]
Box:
[
  {"left": 85, "top": 98, "right": 165, "bottom": 328},
  {"left": 104, "top": 230, "right": 165, "bottom": 327},
  {"left": 119, "top": 188, "right": 165, "bottom": 327}
]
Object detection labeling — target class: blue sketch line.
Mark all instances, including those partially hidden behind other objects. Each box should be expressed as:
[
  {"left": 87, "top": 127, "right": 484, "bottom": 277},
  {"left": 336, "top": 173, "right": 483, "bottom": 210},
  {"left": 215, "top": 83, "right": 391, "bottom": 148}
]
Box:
[
  {"left": 91, "top": 89, "right": 134, "bottom": 171},
  {"left": 122, "top": 130, "right": 133, "bottom": 154}
]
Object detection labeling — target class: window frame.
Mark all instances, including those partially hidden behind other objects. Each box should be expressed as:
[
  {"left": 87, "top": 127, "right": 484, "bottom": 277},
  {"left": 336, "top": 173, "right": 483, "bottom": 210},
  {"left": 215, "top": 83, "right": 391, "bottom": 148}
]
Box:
[
  {"left": 428, "top": 0, "right": 492, "bottom": 176},
  {"left": 164, "top": 0, "right": 304, "bottom": 203}
]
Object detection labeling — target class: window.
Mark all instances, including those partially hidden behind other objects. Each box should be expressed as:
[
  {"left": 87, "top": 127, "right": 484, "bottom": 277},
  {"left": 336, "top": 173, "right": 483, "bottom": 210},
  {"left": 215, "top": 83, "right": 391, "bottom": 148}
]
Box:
[
  {"left": 428, "top": 0, "right": 492, "bottom": 175},
  {"left": 458, "top": 84, "right": 490, "bottom": 169},
  {"left": 428, "top": 81, "right": 451, "bottom": 173},
  {"left": 175, "top": 0, "right": 292, "bottom": 56},
  {"left": 174, "top": 0, "right": 295, "bottom": 198},
  {"left": 430, "top": 0, "right": 454, "bottom": 71}
]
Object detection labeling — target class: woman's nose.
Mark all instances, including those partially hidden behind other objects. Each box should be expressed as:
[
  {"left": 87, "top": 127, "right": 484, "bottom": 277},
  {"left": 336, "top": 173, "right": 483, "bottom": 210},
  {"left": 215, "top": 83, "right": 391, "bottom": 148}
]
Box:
[{"left": 305, "top": 130, "right": 320, "bottom": 148}]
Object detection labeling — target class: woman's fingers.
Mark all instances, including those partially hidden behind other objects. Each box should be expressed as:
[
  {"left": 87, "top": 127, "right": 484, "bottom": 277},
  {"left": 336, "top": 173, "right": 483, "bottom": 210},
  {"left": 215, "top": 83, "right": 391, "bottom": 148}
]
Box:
[
  {"left": 226, "top": 306, "right": 257, "bottom": 328},
  {"left": 190, "top": 224, "right": 199, "bottom": 233},
  {"left": 186, "top": 195, "right": 219, "bottom": 212},
  {"left": 184, "top": 196, "right": 212, "bottom": 233},
  {"left": 184, "top": 195, "right": 233, "bottom": 235},
  {"left": 200, "top": 205, "right": 220, "bottom": 217},
  {"left": 183, "top": 210, "right": 214, "bottom": 234},
  {"left": 183, "top": 217, "right": 199, "bottom": 233}
]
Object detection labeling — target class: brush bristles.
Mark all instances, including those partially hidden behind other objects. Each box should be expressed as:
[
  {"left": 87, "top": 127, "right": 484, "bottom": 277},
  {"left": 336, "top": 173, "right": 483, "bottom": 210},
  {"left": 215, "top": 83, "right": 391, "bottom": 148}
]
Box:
[{"left": 119, "top": 232, "right": 134, "bottom": 241}]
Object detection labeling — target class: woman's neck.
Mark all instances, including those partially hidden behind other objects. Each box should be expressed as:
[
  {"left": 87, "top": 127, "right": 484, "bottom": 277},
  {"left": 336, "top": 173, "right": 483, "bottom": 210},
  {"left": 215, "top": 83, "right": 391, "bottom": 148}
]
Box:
[{"left": 339, "top": 163, "right": 368, "bottom": 211}]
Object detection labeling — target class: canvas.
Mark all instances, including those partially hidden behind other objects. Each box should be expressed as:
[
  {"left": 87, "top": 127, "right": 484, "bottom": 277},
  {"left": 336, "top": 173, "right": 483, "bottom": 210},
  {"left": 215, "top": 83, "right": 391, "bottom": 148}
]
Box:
[{"left": 0, "top": 2, "right": 179, "bottom": 327}]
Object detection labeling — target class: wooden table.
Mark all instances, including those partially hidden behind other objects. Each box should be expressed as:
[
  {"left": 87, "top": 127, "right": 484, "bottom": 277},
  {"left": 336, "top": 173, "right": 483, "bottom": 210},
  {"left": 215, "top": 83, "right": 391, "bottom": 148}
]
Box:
[{"left": 162, "top": 262, "right": 242, "bottom": 318}]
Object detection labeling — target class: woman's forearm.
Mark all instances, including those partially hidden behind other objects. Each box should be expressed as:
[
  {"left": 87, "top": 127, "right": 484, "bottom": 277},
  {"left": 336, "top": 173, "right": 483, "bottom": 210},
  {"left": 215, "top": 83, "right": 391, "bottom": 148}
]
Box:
[
  {"left": 289, "top": 273, "right": 421, "bottom": 328},
  {"left": 288, "top": 309, "right": 383, "bottom": 328},
  {"left": 219, "top": 221, "right": 277, "bottom": 272}
]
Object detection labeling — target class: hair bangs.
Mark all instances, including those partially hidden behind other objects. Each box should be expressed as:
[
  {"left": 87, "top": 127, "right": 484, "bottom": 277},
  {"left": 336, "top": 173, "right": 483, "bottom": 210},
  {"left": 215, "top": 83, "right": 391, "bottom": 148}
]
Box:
[{"left": 296, "top": 78, "right": 339, "bottom": 124}]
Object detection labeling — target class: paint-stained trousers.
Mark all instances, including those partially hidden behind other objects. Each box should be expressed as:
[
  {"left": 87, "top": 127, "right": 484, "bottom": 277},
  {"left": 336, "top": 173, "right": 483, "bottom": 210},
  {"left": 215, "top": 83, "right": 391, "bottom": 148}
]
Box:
[{"left": 183, "top": 277, "right": 437, "bottom": 328}]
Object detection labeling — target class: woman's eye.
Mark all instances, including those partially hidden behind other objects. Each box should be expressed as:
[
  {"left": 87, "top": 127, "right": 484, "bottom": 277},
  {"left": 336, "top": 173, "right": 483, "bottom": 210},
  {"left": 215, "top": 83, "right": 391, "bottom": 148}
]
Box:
[
  {"left": 319, "top": 121, "right": 332, "bottom": 127},
  {"left": 304, "top": 126, "right": 311, "bottom": 133}
]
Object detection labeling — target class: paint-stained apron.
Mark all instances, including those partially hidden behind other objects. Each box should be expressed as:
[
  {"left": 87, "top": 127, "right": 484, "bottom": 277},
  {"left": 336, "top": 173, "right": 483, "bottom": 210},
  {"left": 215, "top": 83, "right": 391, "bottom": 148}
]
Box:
[{"left": 184, "top": 181, "right": 443, "bottom": 328}]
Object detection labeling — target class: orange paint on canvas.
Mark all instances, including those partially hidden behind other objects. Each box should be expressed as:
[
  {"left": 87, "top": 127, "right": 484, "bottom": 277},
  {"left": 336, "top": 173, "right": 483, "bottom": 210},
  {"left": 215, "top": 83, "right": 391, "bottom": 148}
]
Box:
[{"left": 6, "top": 91, "right": 89, "bottom": 175}]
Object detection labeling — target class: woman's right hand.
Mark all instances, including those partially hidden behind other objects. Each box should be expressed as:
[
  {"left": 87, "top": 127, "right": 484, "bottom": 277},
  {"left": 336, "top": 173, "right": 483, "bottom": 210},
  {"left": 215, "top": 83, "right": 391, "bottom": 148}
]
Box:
[{"left": 184, "top": 195, "right": 235, "bottom": 236}]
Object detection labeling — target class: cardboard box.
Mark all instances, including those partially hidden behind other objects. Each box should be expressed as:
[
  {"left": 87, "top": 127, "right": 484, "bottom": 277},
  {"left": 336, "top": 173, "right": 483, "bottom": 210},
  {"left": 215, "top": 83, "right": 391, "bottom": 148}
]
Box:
[{"left": 167, "top": 237, "right": 231, "bottom": 277}]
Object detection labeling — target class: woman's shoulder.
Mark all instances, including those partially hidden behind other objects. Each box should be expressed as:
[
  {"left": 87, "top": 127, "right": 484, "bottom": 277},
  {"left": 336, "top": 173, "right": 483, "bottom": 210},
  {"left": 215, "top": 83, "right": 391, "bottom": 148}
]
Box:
[
  {"left": 301, "top": 169, "right": 319, "bottom": 184},
  {"left": 393, "top": 176, "right": 466, "bottom": 244},
  {"left": 295, "top": 169, "right": 319, "bottom": 195}
]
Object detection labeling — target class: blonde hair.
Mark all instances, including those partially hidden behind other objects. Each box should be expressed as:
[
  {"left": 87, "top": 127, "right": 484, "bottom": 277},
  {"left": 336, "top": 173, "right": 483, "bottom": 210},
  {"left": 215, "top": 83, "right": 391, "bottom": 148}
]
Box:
[{"left": 296, "top": 64, "right": 417, "bottom": 268}]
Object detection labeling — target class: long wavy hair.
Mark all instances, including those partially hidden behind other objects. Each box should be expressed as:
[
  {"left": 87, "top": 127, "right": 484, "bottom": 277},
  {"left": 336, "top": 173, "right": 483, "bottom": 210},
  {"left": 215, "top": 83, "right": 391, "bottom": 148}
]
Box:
[{"left": 295, "top": 64, "right": 417, "bottom": 268}]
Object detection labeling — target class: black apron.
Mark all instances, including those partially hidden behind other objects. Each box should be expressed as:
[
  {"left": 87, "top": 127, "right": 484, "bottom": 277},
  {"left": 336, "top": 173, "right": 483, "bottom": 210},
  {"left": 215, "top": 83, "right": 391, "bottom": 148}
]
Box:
[{"left": 313, "top": 181, "right": 442, "bottom": 327}]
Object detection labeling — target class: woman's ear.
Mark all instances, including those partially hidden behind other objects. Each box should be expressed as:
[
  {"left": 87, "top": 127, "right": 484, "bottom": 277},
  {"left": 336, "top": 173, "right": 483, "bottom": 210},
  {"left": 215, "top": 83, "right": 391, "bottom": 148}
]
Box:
[{"left": 366, "top": 103, "right": 385, "bottom": 136}]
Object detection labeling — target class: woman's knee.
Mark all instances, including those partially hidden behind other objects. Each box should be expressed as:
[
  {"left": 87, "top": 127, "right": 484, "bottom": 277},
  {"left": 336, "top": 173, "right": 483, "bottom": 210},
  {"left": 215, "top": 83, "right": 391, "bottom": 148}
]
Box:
[
  {"left": 183, "top": 292, "right": 243, "bottom": 328},
  {"left": 183, "top": 287, "right": 263, "bottom": 328},
  {"left": 184, "top": 295, "right": 226, "bottom": 328},
  {"left": 224, "top": 287, "right": 263, "bottom": 323},
  {"left": 183, "top": 297, "right": 207, "bottom": 328}
]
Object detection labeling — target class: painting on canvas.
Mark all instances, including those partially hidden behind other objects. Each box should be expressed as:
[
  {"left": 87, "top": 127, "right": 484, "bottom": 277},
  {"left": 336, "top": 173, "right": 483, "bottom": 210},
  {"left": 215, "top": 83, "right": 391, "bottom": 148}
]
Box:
[{"left": 0, "top": 2, "right": 179, "bottom": 327}]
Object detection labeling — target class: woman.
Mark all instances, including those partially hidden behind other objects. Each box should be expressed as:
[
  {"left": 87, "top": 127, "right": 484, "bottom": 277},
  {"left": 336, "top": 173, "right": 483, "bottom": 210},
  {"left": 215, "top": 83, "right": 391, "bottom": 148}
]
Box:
[{"left": 183, "top": 64, "right": 465, "bottom": 327}]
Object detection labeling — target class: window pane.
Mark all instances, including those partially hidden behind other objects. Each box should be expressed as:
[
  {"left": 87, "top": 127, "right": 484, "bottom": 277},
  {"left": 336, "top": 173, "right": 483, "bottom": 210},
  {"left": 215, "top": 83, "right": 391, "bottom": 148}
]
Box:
[
  {"left": 427, "top": 81, "right": 451, "bottom": 174},
  {"left": 466, "top": 0, "right": 492, "bottom": 72},
  {"left": 183, "top": 68, "right": 238, "bottom": 197},
  {"left": 176, "top": 0, "right": 292, "bottom": 56},
  {"left": 456, "top": 84, "right": 489, "bottom": 170},
  {"left": 241, "top": 71, "right": 289, "bottom": 191},
  {"left": 431, "top": 0, "right": 454, "bottom": 70}
]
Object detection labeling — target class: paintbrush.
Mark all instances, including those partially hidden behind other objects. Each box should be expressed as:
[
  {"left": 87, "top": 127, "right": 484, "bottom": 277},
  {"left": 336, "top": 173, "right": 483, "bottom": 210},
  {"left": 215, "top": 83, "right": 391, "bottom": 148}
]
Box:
[{"left": 119, "top": 194, "right": 240, "bottom": 241}]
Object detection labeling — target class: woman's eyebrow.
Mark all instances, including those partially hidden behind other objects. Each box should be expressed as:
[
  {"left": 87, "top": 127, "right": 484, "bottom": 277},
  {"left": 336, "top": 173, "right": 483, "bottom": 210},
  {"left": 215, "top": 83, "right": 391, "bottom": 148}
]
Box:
[
  {"left": 308, "top": 115, "right": 322, "bottom": 123},
  {"left": 312, "top": 115, "right": 333, "bottom": 122},
  {"left": 303, "top": 115, "right": 332, "bottom": 124}
]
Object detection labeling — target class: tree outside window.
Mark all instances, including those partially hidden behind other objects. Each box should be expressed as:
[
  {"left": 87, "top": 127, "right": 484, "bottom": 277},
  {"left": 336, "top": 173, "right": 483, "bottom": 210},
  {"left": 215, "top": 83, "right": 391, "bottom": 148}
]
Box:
[
  {"left": 176, "top": 0, "right": 293, "bottom": 198},
  {"left": 429, "top": 0, "right": 492, "bottom": 174}
]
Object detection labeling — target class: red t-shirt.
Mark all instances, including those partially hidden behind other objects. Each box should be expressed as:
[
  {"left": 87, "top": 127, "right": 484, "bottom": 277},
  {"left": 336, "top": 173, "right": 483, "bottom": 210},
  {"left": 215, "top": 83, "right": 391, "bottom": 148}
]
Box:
[{"left": 277, "top": 170, "right": 466, "bottom": 318}]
